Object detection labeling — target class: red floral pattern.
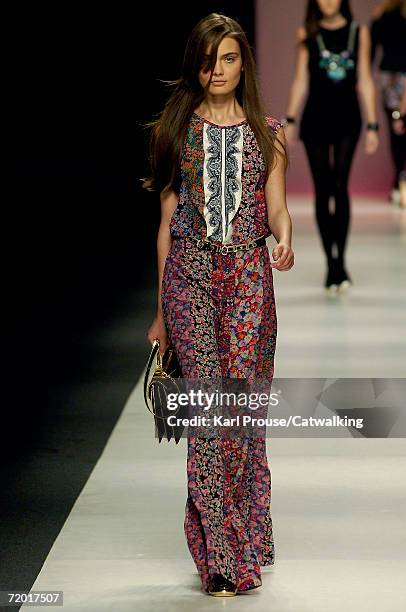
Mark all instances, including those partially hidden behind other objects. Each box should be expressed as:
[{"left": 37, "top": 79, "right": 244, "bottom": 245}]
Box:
[{"left": 161, "top": 113, "right": 282, "bottom": 593}]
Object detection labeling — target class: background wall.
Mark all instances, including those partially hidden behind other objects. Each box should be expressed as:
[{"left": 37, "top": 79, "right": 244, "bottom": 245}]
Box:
[
  {"left": 7, "top": 2, "right": 255, "bottom": 448},
  {"left": 256, "top": 0, "right": 393, "bottom": 196}
]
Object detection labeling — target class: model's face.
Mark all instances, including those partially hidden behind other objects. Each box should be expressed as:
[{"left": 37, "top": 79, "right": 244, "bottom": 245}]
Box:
[
  {"left": 316, "top": 0, "right": 342, "bottom": 18},
  {"left": 198, "top": 36, "right": 243, "bottom": 95}
]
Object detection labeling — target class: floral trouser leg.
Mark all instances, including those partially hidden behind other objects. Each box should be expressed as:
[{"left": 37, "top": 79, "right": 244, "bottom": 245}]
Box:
[{"left": 162, "top": 237, "right": 277, "bottom": 592}]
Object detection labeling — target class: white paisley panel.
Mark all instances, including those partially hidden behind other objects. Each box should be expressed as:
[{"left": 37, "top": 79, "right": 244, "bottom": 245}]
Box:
[{"left": 202, "top": 123, "right": 243, "bottom": 244}]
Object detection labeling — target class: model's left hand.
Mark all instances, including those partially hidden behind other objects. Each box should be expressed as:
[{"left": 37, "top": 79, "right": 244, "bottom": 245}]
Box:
[
  {"left": 393, "top": 118, "right": 406, "bottom": 136},
  {"left": 271, "top": 242, "right": 294, "bottom": 271},
  {"left": 365, "top": 130, "right": 379, "bottom": 154}
]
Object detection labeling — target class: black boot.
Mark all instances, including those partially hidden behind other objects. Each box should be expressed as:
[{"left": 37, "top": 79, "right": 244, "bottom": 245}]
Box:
[
  {"left": 208, "top": 573, "right": 238, "bottom": 597},
  {"left": 335, "top": 259, "right": 353, "bottom": 291},
  {"left": 325, "top": 258, "right": 339, "bottom": 293}
]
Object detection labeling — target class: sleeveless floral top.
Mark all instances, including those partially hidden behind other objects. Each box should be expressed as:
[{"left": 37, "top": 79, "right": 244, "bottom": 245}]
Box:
[{"left": 169, "top": 112, "right": 283, "bottom": 245}]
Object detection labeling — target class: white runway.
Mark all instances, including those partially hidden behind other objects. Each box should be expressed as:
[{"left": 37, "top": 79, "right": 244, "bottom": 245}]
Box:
[{"left": 22, "top": 197, "right": 406, "bottom": 611}]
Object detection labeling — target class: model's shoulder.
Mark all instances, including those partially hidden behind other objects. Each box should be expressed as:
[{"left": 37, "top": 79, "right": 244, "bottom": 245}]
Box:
[
  {"left": 265, "top": 115, "right": 283, "bottom": 135},
  {"left": 296, "top": 26, "right": 307, "bottom": 43},
  {"left": 371, "top": 2, "right": 385, "bottom": 20}
]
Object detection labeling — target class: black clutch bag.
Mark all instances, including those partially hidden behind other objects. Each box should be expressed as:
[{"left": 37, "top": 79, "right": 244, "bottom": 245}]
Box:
[{"left": 143, "top": 338, "right": 186, "bottom": 443}]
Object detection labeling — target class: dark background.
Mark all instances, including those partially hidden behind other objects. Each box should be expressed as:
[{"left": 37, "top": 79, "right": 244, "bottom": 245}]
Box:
[
  {"left": 6, "top": 2, "right": 255, "bottom": 452},
  {"left": 3, "top": 0, "right": 255, "bottom": 593}
]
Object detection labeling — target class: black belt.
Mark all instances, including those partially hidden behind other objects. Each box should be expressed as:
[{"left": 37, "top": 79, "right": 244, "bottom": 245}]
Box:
[{"left": 185, "top": 234, "right": 267, "bottom": 254}]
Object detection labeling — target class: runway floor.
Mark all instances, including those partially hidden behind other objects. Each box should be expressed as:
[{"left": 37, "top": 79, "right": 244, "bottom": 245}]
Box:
[{"left": 19, "top": 197, "right": 406, "bottom": 611}]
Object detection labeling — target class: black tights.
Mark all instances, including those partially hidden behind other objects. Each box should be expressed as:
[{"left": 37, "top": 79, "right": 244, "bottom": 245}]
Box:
[
  {"left": 383, "top": 108, "right": 406, "bottom": 189},
  {"left": 303, "top": 133, "right": 359, "bottom": 270}
]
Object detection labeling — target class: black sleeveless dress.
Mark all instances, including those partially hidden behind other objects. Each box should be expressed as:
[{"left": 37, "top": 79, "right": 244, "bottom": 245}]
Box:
[{"left": 299, "top": 21, "right": 362, "bottom": 143}]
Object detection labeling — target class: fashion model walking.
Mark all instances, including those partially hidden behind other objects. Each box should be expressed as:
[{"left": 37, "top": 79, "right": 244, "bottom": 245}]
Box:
[
  {"left": 143, "top": 13, "right": 294, "bottom": 597},
  {"left": 370, "top": 0, "right": 406, "bottom": 205},
  {"left": 283, "top": 0, "right": 379, "bottom": 294}
]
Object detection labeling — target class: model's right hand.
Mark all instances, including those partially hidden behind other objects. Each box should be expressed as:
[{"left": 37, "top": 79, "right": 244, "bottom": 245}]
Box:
[
  {"left": 364, "top": 130, "right": 379, "bottom": 155},
  {"left": 393, "top": 118, "right": 405, "bottom": 136},
  {"left": 147, "top": 314, "right": 169, "bottom": 356}
]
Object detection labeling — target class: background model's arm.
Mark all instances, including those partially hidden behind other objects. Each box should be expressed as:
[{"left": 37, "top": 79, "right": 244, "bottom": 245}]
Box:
[
  {"left": 357, "top": 24, "right": 378, "bottom": 124},
  {"left": 284, "top": 27, "right": 309, "bottom": 120},
  {"left": 357, "top": 24, "right": 380, "bottom": 154}
]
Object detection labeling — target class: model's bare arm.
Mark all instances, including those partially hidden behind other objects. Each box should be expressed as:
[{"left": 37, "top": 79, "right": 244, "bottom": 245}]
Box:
[
  {"left": 147, "top": 189, "right": 179, "bottom": 353},
  {"left": 393, "top": 77, "right": 406, "bottom": 135},
  {"left": 156, "top": 190, "right": 178, "bottom": 318},
  {"left": 357, "top": 24, "right": 378, "bottom": 123},
  {"left": 285, "top": 27, "right": 309, "bottom": 120},
  {"left": 265, "top": 127, "right": 294, "bottom": 271},
  {"left": 357, "top": 24, "right": 379, "bottom": 154}
]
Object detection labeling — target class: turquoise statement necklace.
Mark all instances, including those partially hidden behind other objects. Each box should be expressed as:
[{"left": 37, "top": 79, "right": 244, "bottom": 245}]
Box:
[{"left": 316, "top": 21, "right": 357, "bottom": 82}]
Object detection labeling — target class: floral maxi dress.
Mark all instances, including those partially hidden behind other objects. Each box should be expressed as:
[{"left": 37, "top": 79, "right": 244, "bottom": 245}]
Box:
[{"left": 161, "top": 111, "right": 282, "bottom": 592}]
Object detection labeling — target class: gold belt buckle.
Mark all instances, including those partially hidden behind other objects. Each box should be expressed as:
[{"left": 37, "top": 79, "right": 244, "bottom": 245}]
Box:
[{"left": 203, "top": 236, "right": 263, "bottom": 255}]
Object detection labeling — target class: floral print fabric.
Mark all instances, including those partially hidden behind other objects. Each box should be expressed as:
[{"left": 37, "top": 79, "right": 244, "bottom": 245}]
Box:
[{"left": 161, "top": 112, "right": 282, "bottom": 592}]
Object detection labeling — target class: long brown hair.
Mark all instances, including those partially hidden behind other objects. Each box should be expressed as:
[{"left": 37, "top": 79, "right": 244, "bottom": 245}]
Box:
[
  {"left": 372, "top": 0, "right": 404, "bottom": 19},
  {"left": 303, "top": 0, "right": 354, "bottom": 41},
  {"left": 141, "top": 13, "right": 288, "bottom": 197}
]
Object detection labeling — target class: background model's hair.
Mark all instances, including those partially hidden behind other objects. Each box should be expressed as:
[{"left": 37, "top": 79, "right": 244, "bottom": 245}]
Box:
[{"left": 302, "top": 0, "right": 353, "bottom": 41}]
